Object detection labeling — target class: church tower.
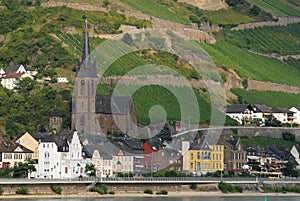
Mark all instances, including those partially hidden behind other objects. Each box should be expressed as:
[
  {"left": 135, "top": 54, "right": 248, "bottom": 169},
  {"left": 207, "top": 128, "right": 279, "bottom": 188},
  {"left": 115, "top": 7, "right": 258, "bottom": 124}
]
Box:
[{"left": 72, "top": 18, "right": 99, "bottom": 134}]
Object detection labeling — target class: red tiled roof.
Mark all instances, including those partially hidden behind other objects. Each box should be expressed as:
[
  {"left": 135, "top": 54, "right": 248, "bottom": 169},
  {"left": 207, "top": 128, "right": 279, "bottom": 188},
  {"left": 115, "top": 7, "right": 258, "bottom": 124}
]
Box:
[{"left": 1, "top": 73, "right": 24, "bottom": 79}]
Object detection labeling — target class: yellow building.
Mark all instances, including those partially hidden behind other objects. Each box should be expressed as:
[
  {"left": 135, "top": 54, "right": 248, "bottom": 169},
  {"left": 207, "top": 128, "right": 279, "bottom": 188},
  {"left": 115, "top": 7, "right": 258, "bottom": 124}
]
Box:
[
  {"left": 16, "top": 132, "right": 39, "bottom": 160},
  {"left": 184, "top": 135, "right": 224, "bottom": 174}
]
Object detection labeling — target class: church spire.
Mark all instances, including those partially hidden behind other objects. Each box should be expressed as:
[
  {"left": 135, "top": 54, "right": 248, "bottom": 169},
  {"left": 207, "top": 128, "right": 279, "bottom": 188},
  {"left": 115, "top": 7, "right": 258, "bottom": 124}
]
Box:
[
  {"left": 82, "top": 17, "right": 90, "bottom": 62},
  {"left": 76, "top": 18, "right": 97, "bottom": 77}
]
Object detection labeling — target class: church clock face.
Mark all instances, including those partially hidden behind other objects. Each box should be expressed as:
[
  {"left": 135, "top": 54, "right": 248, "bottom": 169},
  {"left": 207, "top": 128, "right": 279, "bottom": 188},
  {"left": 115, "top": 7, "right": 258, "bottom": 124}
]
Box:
[{"left": 81, "top": 80, "right": 85, "bottom": 85}]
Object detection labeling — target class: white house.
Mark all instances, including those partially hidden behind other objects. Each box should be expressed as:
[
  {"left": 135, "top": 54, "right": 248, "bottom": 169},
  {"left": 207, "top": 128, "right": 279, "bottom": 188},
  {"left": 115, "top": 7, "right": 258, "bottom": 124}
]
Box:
[
  {"left": 272, "top": 107, "right": 294, "bottom": 124},
  {"left": 36, "top": 131, "right": 92, "bottom": 179},
  {"left": 57, "top": 77, "right": 69, "bottom": 83},
  {"left": 226, "top": 104, "right": 266, "bottom": 125},
  {"left": 0, "top": 68, "right": 5, "bottom": 78},
  {"left": 0, "top": 63, "right": 36, "bottom": 90},
  {"left": 0, "top": 141, "right": 33, "bottom": 168},
  {"left": 290, "top": 145, "right": 300, "bottom": 170},
  {"left": 113, "top": 149, "right": 134, "bottom": 175},
  {"left": 290, "top": 107, "right": 300, "bottom": 125}
]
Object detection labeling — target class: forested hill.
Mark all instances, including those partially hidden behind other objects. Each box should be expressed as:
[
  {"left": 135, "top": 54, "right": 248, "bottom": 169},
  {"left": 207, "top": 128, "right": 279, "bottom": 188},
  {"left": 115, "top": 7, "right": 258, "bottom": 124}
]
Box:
[{"left": 0, "top": 0, "right": 299, "bottom": 138}]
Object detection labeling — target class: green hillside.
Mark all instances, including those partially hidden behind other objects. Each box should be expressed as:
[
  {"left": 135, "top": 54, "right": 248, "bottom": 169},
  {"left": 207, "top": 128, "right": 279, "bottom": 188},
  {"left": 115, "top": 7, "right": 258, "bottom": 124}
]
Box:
[
  {"left": 230, "top": 23, "right": 300, "bottom": 55},
  {"left": 231, "top": 88, "right": 300, "bottom": 108},
  {"left": 246, "top": 0, "right": 300, "bottom": 17},
  {"left": 200, "top": 39, "right": 300, "bottom": 86},
  {"left": 0, "top": 0, "right": 299, "bottom": 136}
]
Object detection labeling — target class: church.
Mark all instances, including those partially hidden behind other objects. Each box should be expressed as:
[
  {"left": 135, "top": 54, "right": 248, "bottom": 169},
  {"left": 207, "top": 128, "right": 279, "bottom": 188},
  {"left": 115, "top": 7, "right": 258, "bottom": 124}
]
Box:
[{"left": 71, "top": 19, "right": 137, "bottom": 135}]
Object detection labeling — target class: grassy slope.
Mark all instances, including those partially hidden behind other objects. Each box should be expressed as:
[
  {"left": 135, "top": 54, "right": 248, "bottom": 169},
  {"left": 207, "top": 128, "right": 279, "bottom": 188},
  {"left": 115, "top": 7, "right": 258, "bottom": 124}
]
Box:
[
  {"left": 230, "top": 23, "right": 300, "bottom": 55},
  {"left": 246, "top": 0, "right": 300, "bottom": 16},
  {"left": 231, "top": 89, "right": 300, "bottom": 108},
  {"left": 201, "top": 9, "right": 255, "bottom": 25},
  {"left": 200, "top": 39, "right": 300, "bottom": 86},
  {"left": 120, "top": 0, "right": 191, "bottom": 24}
]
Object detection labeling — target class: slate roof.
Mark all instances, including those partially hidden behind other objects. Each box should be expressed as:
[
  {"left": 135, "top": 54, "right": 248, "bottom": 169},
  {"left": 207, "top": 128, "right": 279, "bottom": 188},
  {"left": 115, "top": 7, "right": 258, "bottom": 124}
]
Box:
[
  {"left": 95, "top": 95, "right": 131, "bottom": 115},
  {"left": 293, "top": 106, "right": 300, "bottom": 111},
  {"left": 252, "top": 104, "right": 273, "bottom": 113},
  {"left": 190, "top": 135, "right": 212, "bottom": 151},
  {"left": 0, "top": 141, "right": 33, "bottom": 153},
  {"left": 226, "top": 104, "right": 249, "bottom": 113},
  {"left": 5, "top": 64, "right": 22, "bottom": 74},
  {"left": 272, "top": 107, "right": 294, "bottom": 114},
  {"left": 49, "top": 108, "right": 63, "bottom": 117}
]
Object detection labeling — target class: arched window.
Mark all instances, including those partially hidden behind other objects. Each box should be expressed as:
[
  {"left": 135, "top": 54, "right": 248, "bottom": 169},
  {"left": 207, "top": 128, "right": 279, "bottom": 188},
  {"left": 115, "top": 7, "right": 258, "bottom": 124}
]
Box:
[{"left": 80, "top": 115, "right": 85, "bottom": 126}]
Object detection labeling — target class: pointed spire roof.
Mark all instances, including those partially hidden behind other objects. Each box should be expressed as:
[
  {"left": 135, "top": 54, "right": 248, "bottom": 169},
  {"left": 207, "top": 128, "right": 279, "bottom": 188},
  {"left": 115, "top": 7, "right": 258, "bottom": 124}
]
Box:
[
  {"left": 76, "top": 18, "right": 98, "bottom": 78},
  {"left": 82, "top": 17, "right": 90, "bottom": 63}
]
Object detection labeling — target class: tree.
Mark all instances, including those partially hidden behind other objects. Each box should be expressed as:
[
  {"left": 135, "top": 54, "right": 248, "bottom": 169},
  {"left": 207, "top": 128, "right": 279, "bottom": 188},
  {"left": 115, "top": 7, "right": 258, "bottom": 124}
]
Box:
[
  {"left": 282, "top": 132, "right": 295, "bottom": 142},
  {"left": 85, "top": 163, "right": 96, "bottom": 177},
  {"left": 283, "top": 160, "right": 298, "bottom": 177},
  {"left": 121, "top": 33, "right": 133, "bottom": 46},
  {"left": 103, "top": 0, "right": 110, "bottom": 9},
  {"left": 13, "top": 160, "right": 36, "bottom": 178},
  {"left": 17, "top": 77, "right": 36, "bottom": 95}
]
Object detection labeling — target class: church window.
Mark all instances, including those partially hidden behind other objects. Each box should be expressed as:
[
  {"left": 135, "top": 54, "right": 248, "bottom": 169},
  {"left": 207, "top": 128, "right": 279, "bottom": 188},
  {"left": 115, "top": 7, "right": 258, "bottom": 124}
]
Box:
[
  {"left": 91, "top": 80, "right": 95, "bottom": 95},
  {"left": 80, "top": 115, "right": 85, "bottom": 126}
]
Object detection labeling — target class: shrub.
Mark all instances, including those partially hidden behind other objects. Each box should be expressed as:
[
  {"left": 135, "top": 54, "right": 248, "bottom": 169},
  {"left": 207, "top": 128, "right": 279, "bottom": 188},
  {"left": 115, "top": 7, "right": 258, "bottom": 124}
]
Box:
[
  {"left": 218, "top": 182, "right": 233, "bottom": 193},
  {"left": 156, "top": 190, "right": 168, "bottom": 195},
  {"left": 90, "top": 184, "right": 108, "bottom": 195},
  {"left": 108, "top": 191, "right": 115, "bottom": 194},
  {"left": 16, "top": 187, "right": 28, "bottom": 195},
  {"left": 234, "top": 185, "right": 243, "bottom": 193},
  {"left": 0, "top": 185, "right": 3, "bottom": 195},
  {"left": 190, "top": 184, "right": 197, "bottom": 190},
  {"left": 144, "top": 189, "right": 153, "bottom": 194},
  {"left": 51, "top": 186, "right": 62, "bottom": 194}
]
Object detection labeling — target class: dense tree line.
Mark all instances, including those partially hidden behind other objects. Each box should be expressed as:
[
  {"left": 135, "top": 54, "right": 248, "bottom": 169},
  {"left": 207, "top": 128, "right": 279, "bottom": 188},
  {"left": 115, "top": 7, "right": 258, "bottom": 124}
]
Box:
[{"left": 0, "top": 81, "right": 71, "bottom": 139}]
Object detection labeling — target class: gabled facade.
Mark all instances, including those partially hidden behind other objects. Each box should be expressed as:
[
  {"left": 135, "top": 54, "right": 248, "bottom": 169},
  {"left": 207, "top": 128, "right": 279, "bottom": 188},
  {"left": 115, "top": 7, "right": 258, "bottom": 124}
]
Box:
[
  {"left": 183, "top": 135, "right": 224, "bottom": 175},
  {"left": 219, "top": 137, "right": 247, "bottom": 174},
  {"left": 0, "top": 64, "right": 36, "bottom": 90},
  {"left": 112, "top": 149, "right": 134, "bottom": 174},
  {"left": 0, "top": 141, "right": 33, "bottom": 168},
  {"left": 290, "top": 107, "right": 300, "bottom": 125},
  {"left": 290, "top": 145, "right": 300, "bottom": 170},
  {"left": 226, "top": 104, "right": 263, "bottom": 125},
  {"left": 16, "top": 132, "right": 39, "bottom": 160},
  {"left": 36, "top": 131, "right": 92, "bottom": 179}
]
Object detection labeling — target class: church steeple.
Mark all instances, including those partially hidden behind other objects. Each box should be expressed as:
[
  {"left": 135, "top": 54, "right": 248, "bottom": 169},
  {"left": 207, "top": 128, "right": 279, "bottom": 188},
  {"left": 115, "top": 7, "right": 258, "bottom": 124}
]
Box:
[
  {"left": 82, "top": 18, "right": 90, "bottom": 63},
  {"left": 76, "top": 18, "right": 97, "bottom": 77}
]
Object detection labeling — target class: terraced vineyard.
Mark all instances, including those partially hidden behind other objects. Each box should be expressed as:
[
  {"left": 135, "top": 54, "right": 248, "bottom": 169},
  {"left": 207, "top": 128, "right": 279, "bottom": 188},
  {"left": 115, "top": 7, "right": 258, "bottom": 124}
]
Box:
[
  {"left": 284, "top": 58, "right": 300, "bottom": 70},
  {"left": 200, "top": 40, "right": 300, "bottom": 86},
  {"left": 231, "top": 88, "right": 300, "bottom": 108},
  {"left": 97, "top": 83, "right": 237, "bottom": 125},
  {"left": 56, "top": 33, "right": 105, "bottom": 56},
  {"left": 230, "top": 23, "right": 300, "bottom": 55},
  {"left": 120, "top": 0, "right": 191, "bottom": 24},
  {"left": 246, "top": 0, "right": 300, "bottom": 16}
]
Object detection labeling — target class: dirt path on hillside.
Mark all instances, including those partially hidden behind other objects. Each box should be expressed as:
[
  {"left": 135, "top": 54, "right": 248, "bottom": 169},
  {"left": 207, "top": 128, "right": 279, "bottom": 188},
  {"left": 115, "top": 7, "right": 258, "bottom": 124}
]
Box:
[
  {"left": 247, "top": 80, "right": 300, "bottom": 94},
  {"left": 231, "top": 17, "right": 300, "bottom": 30}
]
